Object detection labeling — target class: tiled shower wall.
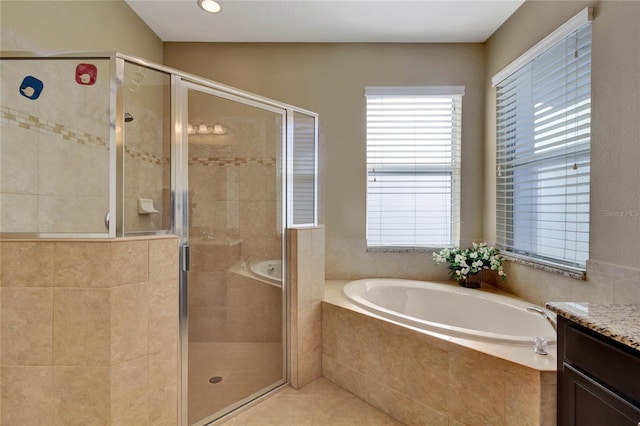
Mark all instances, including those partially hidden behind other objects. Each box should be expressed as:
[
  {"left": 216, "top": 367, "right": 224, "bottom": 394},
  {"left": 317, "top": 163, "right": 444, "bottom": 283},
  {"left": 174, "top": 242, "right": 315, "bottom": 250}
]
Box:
[
  {"left": 188, "top": 116, "right": 281, "bottom": 261},
  {"left": 123, "top": 63, "right": 171, "bottom": 233},
  {"left": 0, "top": 58, "right": 169, "bottom": 235},
  {"left": 0, "top": 236, "right": 179, "bottom": 426},
  {"left": 188, "top": 116, "right": 283, "bottom": 344},
  {"left": 0, "top": 59, "right": 111, "bottom": 233}
]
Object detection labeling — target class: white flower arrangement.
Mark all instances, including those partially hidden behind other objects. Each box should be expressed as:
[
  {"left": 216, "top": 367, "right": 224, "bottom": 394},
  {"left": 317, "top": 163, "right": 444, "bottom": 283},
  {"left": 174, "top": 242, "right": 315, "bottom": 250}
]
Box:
[{"left": 432, "top": 242, "right": 506, "bottom": 283}]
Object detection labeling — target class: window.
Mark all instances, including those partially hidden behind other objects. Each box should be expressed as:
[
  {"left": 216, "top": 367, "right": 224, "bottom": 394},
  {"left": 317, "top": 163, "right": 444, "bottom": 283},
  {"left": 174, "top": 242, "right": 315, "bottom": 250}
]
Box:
[
  {"left": 493, "top": 9, "right": 592, "bottom": 270},
  {"left": 365, "top": 86, "right": 463, "bottom": 248}
]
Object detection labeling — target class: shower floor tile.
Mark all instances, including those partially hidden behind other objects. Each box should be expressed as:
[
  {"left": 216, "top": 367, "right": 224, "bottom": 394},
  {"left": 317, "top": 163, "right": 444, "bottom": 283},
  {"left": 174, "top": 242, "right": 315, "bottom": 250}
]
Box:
[
  {"left": 215, "top": 377, "right": 405, "bottom": 426},
  {"left": 188, "top": 341, "right": 284, "bottom": 424}
]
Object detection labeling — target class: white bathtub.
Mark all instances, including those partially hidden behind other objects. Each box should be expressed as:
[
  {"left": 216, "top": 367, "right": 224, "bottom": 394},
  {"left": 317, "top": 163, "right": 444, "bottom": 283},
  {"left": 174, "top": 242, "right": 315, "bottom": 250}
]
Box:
[
  {"left": 249, "top": 259, "right": 282, "bottom": 284},
  {"left": 343, "top": 278, "right": 556, "bottom": 345}
]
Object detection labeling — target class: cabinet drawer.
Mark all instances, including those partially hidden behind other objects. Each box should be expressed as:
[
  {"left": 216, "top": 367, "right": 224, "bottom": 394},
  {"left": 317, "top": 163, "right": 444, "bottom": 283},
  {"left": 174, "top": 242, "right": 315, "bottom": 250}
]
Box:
[
  {"left": 564, "top": 323, "right": 640, "bottom": 404},
  {"left": 563, "top": 364, "right": 640, "bottom": 426}
]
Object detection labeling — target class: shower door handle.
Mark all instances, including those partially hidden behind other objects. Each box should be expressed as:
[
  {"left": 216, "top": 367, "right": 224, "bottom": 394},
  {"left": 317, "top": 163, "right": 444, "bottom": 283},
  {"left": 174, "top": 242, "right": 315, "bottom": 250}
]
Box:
[{"left": 182, "top": 244, "right": 191, "bottom": 272}]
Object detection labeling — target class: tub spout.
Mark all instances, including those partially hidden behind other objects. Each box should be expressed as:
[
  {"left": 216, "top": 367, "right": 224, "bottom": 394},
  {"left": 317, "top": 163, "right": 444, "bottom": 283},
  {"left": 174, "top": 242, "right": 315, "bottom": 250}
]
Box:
[{"left": 527, "top": 306, "right": 557, "bottom": 333}]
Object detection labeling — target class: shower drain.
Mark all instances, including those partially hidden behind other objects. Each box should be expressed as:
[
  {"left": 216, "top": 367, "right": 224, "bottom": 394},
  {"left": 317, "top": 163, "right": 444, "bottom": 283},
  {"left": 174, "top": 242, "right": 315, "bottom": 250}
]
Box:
[{"left": 208, "top": 376, "right": 223, "bottom": 384}]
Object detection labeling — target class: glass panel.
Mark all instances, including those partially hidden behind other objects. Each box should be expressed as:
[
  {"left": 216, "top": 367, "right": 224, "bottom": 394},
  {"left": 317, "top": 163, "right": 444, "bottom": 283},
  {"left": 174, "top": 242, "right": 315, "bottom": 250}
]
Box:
[
  {"left": 0, "top": 58, "right": 111, "bottom": 234},
  {"left": 123, "top": 62, "right": 171, "bottom": 234},
  {"left": 186, "top": 88, "right": 284, "bottom": 425},
  {"left": 290, "top": 111, "right": 317, "bottom": 226}
]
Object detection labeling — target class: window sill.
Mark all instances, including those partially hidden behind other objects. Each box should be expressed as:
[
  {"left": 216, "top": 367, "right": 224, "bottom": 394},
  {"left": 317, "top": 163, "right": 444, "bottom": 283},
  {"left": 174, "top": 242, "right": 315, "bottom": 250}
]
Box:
[
  {"left": 502, "top": 252, "right": 586, "bottom": 281},
  {"left": 366, "top": 245, "right": 437, "bottom": 254}
]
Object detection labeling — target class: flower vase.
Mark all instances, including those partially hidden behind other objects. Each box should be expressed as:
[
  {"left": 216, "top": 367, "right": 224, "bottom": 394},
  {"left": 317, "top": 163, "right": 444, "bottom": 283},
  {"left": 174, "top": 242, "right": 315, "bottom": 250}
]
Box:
[{"left": 460, "top": 271, "right": 482, "bottom": 288}]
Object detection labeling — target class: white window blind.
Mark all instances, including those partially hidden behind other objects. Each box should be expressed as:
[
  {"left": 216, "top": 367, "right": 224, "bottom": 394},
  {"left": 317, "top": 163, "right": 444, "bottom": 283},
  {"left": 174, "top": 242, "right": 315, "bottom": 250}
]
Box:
[
  {"left": 494, "top": 18, "right": 592, "bottom": 269},
  {"left": 289, "top": 111, "right": 317, "bottom": 226},
  {"left": 366, "top": 86, "right": 463, "bottom": 248}
]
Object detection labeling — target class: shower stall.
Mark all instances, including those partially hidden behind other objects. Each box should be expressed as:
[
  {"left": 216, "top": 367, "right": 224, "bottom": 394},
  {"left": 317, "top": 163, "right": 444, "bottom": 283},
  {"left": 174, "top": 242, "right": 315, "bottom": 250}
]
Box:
[{"left": 0, "top": 52, "right": 318, "bottom": 425}]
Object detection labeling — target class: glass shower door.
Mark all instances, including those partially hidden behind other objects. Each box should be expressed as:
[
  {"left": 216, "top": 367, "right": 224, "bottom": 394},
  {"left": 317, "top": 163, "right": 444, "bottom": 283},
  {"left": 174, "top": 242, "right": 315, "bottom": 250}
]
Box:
[{"left": 179, "top": 82, "right": 286, "bottom": 425}]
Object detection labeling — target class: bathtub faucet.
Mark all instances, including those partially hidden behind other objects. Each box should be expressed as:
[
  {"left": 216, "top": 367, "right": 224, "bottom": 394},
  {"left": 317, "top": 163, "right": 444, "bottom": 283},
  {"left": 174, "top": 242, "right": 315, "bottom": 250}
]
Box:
[{"left": 526, "top": 306, "right": 557, "bottom": 333}]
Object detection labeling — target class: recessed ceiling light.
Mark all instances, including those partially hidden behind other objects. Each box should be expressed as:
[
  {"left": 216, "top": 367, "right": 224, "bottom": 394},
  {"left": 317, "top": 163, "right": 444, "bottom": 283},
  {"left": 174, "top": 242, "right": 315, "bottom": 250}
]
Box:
[{"left": 198, "top": 0, "right": 221, "bottom": 13}]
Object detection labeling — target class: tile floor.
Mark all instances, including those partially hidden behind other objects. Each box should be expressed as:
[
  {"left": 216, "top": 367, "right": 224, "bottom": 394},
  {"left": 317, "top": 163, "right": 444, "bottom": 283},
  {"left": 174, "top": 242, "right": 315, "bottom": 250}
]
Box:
[
  {"left": 189, "top": 342, "right": 284, "bottom": 424},
  {"left": 215, "top": 377, "right": 404, "bottom": 425}
]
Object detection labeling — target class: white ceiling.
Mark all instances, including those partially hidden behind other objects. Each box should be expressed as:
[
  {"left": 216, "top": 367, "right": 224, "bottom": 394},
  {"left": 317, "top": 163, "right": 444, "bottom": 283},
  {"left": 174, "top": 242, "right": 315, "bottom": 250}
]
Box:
[{"left": 125, "top": 0, "right": 525, "bottom": 43}]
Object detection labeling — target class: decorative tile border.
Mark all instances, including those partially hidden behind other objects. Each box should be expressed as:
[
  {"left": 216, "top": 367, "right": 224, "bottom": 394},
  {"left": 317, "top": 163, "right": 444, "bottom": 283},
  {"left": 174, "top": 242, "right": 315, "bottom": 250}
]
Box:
[
  {"left": 1, "top": 105, "right": 167, "bottom": 166},
  {"left": 189, "top": 157, "right": 276, "bottom": 167},
  {"left": 2, "top": 106, "right": 275, "bottom": 169},
  {"left": 125, "top": 147, "right": 166, "bottom": 165},
  {"left": 1, "top": 105, "right": 108, "bottom": 149}
]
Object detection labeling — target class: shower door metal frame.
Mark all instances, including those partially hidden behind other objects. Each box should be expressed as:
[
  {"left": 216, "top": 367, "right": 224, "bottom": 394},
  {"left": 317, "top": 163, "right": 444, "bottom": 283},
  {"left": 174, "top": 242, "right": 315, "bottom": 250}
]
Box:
[
  {"left": 112, "top": 52, "right": 318, "bottom": 426},
  {"left": 175, "top": 77, "right": 292, "bottom": 426}
]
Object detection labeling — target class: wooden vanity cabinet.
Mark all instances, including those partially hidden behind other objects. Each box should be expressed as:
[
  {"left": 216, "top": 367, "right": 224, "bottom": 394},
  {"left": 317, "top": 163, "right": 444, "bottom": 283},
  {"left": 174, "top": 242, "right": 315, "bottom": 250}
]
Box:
[{"left": 557, "top": 316, "right": 640, "bottom": 426}]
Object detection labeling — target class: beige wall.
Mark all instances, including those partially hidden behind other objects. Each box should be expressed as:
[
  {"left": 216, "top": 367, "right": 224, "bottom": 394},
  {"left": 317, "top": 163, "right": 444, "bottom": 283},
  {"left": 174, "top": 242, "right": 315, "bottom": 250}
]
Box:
[
  {"left": 164, "top": 42, "right": 486, "bottom": 279},
  {"left": 484, "top": 1, "right": 640, "bottom": 304},
  {"left": 0, "top": 0, "right": 162, "bottom": 61}
]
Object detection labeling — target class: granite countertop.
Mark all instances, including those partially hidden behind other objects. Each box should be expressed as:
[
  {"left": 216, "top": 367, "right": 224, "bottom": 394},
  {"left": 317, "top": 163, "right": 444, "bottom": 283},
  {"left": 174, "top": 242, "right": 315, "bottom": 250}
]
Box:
[{"left": 546, "top": 302, "right": 640, "bottom": 351}]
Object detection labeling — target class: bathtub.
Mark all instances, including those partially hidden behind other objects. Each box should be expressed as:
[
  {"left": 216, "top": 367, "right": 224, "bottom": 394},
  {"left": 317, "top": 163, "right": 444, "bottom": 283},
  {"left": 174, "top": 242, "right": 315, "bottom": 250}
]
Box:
[
  {"left": 343, "top": 278, "right": 556, "bottom": 345},
  {"left": 249, "top": 259, "right": 282, "bottom": 285}
]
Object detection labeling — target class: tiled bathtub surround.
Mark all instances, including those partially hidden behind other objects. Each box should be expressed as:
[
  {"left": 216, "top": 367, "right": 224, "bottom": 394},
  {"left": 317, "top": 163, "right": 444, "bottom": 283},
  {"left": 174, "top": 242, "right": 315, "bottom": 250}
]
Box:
[
  {"left": 322, "top": 281, "right": 557, "bottom": 426},
  {"left": 0, "top": 236, "right": 179, "bottom": 426}
]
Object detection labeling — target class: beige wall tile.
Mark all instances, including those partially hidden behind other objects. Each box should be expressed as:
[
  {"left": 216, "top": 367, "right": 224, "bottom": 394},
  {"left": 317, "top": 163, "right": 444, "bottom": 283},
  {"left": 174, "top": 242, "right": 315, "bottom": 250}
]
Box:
[
  {"left": 0, "top": 125, "right": 39, "bottom": 196},
  {"left": 367, "top": 326, "right": 404, "bottom": 391},
  {"left": 226, "top": 273, "right": 281, "bottom": 308},
  {"left": 53, "top": 242, "right": 111, "bottom": 287},
  {"left": 297, "top": 349, "right": 322, "bottom": 389},
  {"left": 331, "top": 360, "right": 369, "bottom": 401},
  {"left": 52, "top": 366, "right": 110, "bottom": 426},
  {"left": 541, "top": 383, "right": 557, "bottom": 426},
  {"left": 334, "top": 310, "right": 369, "bottom": 374},
  {"left": 311, "top": 227, "right": 325, "bottom": 303},
  {"left": 53, "top": 288, "right": 110, "bottom": 366},
  {"left": 111, "top": 283, "right": 148, "bottom": 364},
  {"left": 234, "top": 305, "right": 282, "bottom": 343},
  {"left": 149, "top": 350, "right": 179, "bottom": 426},
  {"left": 149, "top": 237, "right": 178, "bottom": 282},
  {"left": 189, "top": 306, "right": 237, "bottom": 343},
  {"left": 399, "top": 397, "right": 448, "bottom": 426},
  {"left": 111, "top": 356, "right": 149, "bottom": 426},
  {"left": 149, "top": 278, "right": 179, "bottom": 354},
  {"left": 298, "top": 302, "right": 321, "bottom": 356},
  {"left": 189, "top": 271, "right": 227, "bottom": 307},
  {"left": 1, "top": 242, "right": 53, "bottom": 287},
  {"left": 111, "top": 240, "right": 148, "bottom": 286},
  {"left": 1, "top": 287, "right": 52, "bottom": 366},
  {"left": 504, "top": 369, "right": 541, "bottom": 426},
  {"left": 447, "top": 352, "right": 506, "bottom": 425},
  {"left": 364, "top": 377, "right": 407, "bottom": 422},
  {"left": 402, "top": 336, "right": 448, "bottom": 412},
  {"left": 0, "top": 194, "right": 39, "bottom": 233},
  {"left": 321, "top": 302, "right": 340, "bottom": 359},
  {"left": 1, "top": 366, "right": 52, "bottom": 425},
  {"left": 191, "top": 241, "right": 235, "bottom": 272}
]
